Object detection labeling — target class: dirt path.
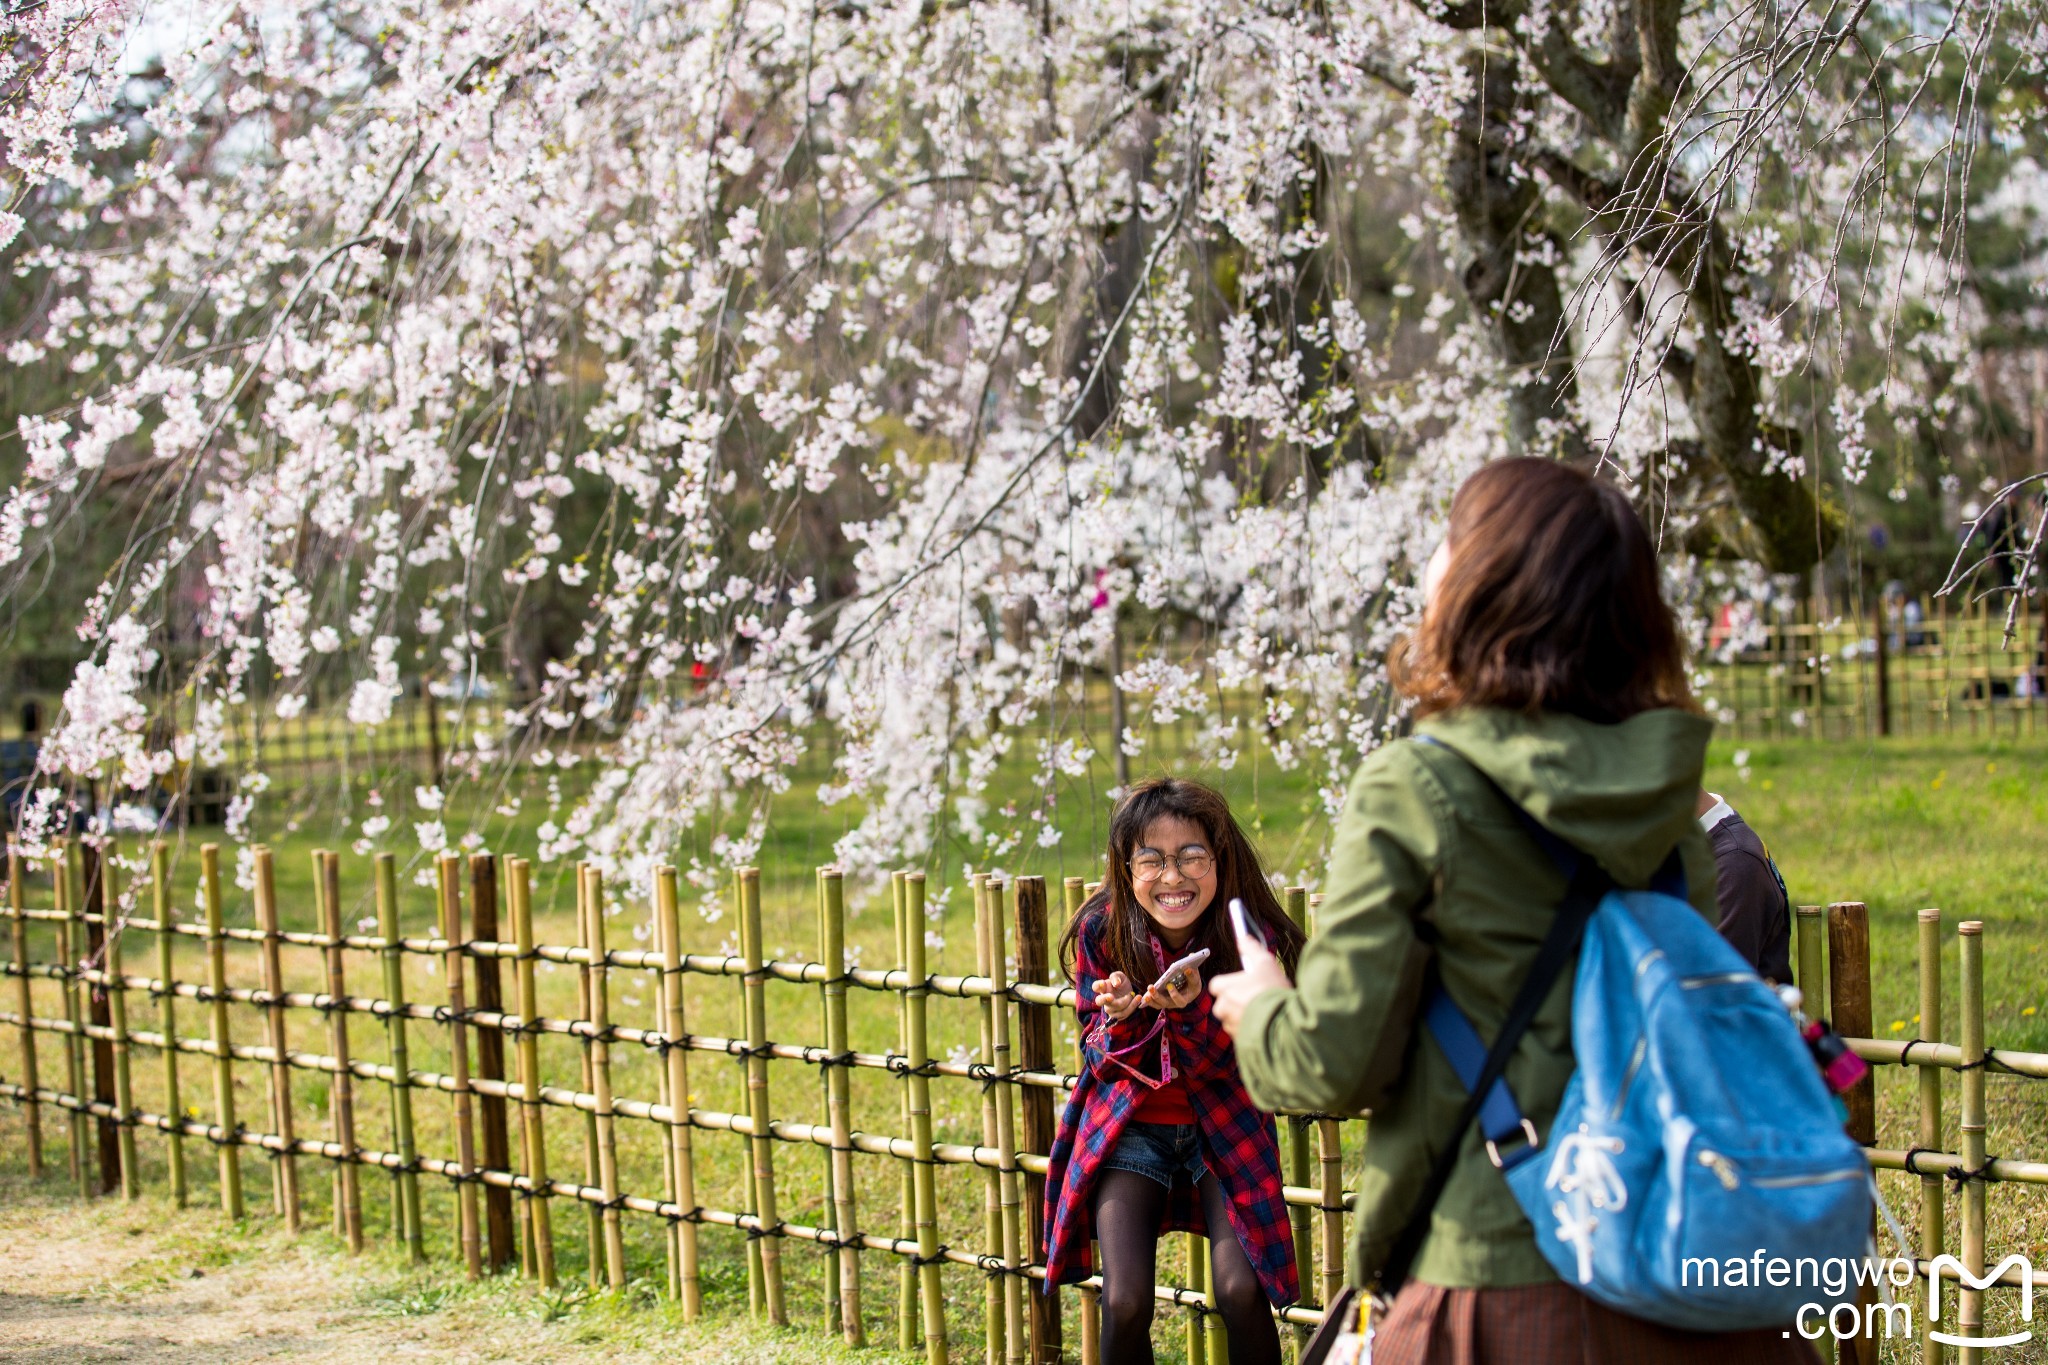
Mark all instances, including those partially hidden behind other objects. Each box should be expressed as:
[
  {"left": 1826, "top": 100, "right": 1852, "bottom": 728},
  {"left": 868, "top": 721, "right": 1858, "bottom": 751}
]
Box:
[{"left": 0, "top": 1175, "right": 855, "bottom": 1364}]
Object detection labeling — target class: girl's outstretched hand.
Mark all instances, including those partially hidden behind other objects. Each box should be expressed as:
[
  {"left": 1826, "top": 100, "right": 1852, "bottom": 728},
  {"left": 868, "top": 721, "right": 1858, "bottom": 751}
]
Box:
[
  {"left": 1093, "top": 970, "right": 1139, "bottom": 1021},
  {"left": 1208, "top": 936, "right": 1292, "bottom": 1037}
]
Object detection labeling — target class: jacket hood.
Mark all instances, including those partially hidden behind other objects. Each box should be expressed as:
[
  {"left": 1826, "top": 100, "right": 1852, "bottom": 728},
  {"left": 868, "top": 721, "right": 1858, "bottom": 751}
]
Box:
[{"left": 1415, "top": 707, "right": 1712, "bottom": 886}]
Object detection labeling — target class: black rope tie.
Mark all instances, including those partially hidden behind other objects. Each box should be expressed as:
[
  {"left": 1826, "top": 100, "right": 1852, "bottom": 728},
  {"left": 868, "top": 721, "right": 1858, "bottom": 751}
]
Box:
[
  {"left": 743, "top": 1218, "right": 786, "bottom": 1242},
  {"left": 1901, "top": 1146, "right": 1938, "bottom": 1176},
  {"left": 1955, "top": 1054, "right": 1992, "bottom": 1072},
  {"left": 816, "top": 1049, "right": 856, "bottom": 1071},
  {"left": 910, "top": 1243, "right": 952, "bottom": 1267},
  {"left": 724, "top": 1038, "right": 775, "bottom": 1062},
  {"left": 1946, "top": 1156, "right": 1999, "bottom": 1185}
]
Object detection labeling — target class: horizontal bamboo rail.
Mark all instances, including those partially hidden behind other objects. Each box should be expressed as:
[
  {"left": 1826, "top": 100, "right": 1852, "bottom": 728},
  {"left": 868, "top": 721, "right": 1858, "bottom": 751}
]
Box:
[{"left": 5, "top": 842, "right": 2045, "bottom": 1361}]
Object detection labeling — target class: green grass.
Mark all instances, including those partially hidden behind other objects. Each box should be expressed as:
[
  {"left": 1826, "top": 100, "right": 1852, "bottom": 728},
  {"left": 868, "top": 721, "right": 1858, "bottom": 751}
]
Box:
[
  {"left": 2, "top": 729, "right": 2045, "bottom": 1362},
  {"left": 1702, "top": 734, "right": 2048, "bottom": 1053}
]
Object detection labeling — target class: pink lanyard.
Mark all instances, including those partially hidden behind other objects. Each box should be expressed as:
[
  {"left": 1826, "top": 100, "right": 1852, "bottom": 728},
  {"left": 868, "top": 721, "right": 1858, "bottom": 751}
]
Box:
[{"left": 1088, "top": 935, "right": 1176, "bottom": 1090}]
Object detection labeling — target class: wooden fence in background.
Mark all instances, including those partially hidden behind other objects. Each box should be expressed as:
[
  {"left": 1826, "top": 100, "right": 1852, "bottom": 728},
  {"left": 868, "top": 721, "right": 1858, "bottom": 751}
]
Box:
[
  {"left": 1695, "top": 592, "right": 2048, "bottom": 742},
  {"left": 3, "top": 841, "right": 2045, "bottom": 1364}
]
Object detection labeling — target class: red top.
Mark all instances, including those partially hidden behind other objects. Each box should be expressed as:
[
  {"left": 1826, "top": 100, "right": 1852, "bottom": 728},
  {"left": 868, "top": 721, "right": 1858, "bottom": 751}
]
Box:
[{"left": 1131, "top": 1073, "right": 1196, "bottom": 1126}]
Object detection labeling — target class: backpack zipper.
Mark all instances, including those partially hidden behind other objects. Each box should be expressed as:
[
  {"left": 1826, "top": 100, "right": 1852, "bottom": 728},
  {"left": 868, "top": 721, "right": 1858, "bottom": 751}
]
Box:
[
  {"left": 1697, "top": 1148, "right": 1864, "bottom": 1191},
  {"left": 1610, "top": 1037, "right": 1648, "bottom": 1121},
  {"left": 1679, "top": 972, "right": 1756, "bottom": 990},
  {"left": 1697, "top": 1150, "right": 1741, "bottom": 1189}
]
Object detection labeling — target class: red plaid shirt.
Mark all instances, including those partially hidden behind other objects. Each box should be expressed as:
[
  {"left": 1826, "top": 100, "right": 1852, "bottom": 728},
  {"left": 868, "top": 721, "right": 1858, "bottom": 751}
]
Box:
[{"left": 1040, "top": 912, "right": 1299, "bottom": 1305}]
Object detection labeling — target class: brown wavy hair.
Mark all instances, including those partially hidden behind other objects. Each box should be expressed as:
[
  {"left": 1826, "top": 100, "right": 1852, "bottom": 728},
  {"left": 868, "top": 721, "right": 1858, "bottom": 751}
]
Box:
[
  {"left": 1394, "top": 457, "right": 1693, "bottom": 723},
  {"left": 1059, "top": 777, "right": 1305, "bottom": 993}
]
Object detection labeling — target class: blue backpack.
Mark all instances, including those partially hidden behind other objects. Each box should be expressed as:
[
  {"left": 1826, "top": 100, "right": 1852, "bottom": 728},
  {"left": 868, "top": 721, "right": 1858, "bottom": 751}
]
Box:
[{"left": 1381, "top": 748, "right": 1873, "bottom": 1330}]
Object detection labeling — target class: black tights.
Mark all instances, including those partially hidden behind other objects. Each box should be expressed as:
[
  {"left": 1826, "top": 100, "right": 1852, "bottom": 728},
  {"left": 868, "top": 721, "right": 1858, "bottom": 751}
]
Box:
[{"left": 1091, "top": 1167, "right": 1283, "bottom": 1365}]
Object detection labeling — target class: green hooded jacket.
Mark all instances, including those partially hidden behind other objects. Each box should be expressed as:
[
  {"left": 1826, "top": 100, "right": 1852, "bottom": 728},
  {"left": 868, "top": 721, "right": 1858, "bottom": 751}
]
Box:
[{"left": 1233, "top": 706, "right": 1718, "bottom": 1288}]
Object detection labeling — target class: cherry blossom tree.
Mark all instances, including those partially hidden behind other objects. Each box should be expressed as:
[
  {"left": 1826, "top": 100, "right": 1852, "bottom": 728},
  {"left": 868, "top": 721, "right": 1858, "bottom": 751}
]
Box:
[{"left": 1, "top": 0, "right": 2039, "bottom": 900}]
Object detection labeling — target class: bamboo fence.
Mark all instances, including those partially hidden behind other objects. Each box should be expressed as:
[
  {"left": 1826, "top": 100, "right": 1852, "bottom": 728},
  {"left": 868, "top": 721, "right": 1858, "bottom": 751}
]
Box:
[
  {"left": 1696, "top": 591, "right": 2048, "bottom": 742},
  {"left": 2, "top": 842, "right": 2045, "bottom": 1365}
]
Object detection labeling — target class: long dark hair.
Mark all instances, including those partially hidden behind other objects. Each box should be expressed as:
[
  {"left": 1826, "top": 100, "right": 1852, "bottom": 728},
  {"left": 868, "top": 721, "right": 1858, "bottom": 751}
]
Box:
[
  {"left": 1059, "top": 777, "right": 1305, "bottom": 993},
  {"left": 1393, "top": 457, "right": 1694, "bottom": 723}
]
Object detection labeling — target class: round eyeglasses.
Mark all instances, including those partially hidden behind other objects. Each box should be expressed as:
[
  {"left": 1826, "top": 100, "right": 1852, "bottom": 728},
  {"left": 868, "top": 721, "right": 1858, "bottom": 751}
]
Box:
[{"left": 1130, "top": 850, "right": 1213, "bottom": 883}]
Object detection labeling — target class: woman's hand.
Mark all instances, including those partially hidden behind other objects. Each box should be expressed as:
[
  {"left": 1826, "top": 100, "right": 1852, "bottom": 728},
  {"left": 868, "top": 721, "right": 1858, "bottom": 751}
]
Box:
[
  {"left": 1208, "top": 936, "right": 1293, "bottom": 1037},
  {"left": 1093, "top": 970, "right": 1139, "bottom": 1022},
  {"left": 1141, "top": 964, "right": 1202, "bottom": 1012}
]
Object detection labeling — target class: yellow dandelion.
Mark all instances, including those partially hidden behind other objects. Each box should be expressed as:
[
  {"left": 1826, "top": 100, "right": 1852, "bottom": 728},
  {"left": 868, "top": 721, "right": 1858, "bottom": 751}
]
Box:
[{"left": 1890, "top": 1020, "right": 1906, "bottom": 1032}]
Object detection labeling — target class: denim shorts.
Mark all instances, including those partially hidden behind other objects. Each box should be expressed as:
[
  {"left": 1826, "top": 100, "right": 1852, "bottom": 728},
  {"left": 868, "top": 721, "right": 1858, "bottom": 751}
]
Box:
[{"left": 1103, "top": 1121, "right": 1208, "bottom": 1190}]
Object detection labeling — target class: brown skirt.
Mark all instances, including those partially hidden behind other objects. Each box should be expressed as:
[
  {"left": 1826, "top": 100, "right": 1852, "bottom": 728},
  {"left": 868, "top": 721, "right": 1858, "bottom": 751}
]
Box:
[{"left": 1370, "top": 1281, "right": 1822, "bottom": 1365}]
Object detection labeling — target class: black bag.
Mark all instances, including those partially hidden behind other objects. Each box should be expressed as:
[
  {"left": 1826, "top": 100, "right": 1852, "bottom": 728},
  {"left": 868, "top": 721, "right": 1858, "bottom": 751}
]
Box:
[{"left": 1299, "top": 1285, "right": 1366, "bottom": 1365}]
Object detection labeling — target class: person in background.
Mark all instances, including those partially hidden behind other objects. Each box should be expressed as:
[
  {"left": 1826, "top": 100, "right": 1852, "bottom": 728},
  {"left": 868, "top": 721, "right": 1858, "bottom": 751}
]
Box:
[{"left": 1698, "top": 789, "right": 1792, "bottom": 983}]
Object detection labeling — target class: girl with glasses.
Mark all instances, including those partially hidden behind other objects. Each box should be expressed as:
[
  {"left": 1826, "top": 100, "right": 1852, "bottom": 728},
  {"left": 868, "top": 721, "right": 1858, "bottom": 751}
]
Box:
[{"left": 1041, "top": 777, "right": 1305, "bottom": 1365}]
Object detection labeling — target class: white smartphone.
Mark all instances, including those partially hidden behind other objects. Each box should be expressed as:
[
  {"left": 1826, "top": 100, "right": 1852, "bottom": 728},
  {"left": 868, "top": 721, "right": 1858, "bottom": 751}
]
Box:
[
  {"left": 1155, "top": 946, "right": 1211, "bottom": 997},
  {"left": 1229, "top": 896, "right": 1266, "bottom": 951}
]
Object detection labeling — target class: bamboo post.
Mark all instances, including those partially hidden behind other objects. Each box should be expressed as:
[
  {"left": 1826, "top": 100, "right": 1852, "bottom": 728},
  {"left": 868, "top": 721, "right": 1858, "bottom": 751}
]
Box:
[
  {"left": 54, "top": 839, "right": 88, "bottom": 1195},
  {"left": 316, "top": 850, "right": 363, "bottom": 1251},
  {"left": 1283, "top": 886, "right": 1314, "bottom": 1347},
  {"left": 1186, "top": 1232, "right": 1207, "bottom": 1362},
  {"left": 894, "top": 870, "right": 920, "bottom": 1352},
  {"left": 1796, "top": 905, "right": 1826, "bottom": 1008},
  {"left": 1938, "top": 594, "right": 1953, "bottom": 735},
  {"left": 81, "top": 839, "right": 119, "bottom": 1196},
  {"left": 201, "top": 844, "right": 244, "bottom": 1220},
  {"left": 1917, "top": 908, "right": 1944, "bottom": 1365},
  {"left": 469, "top": 853, "right": 515, "bottom": 1271},
  {"left": 577, "top": 865, "right": 606, "bottom": 1288},
  {"left": 1874, "top": 592, "right": 1893, "bottom": 737},
  {"left": 253, "top": 846, "right": 302, "bottom": 1230},
  {"left": 905, "top": 871, "right": 949, "bottom": 1365},
  {"left": 989, "top": 877, "right": 1027, "bottom": 1365},
  {"left": 9, "top": 847, "right": 44, "bottom": 1178},
  {"left": 816, "top": 871, "right": 841, "bottom": 1336},
  {"left": 1827, "top": 901, "right": 1877, "bottom": 1365},
  {"left": 1316, "top": 1118, "right": 1344, "bottom": 1311},
  {"left": 102, "top": 844, "right": 138, "bottom": 1200},
  {"left": 1957, "top": 921, "right": 1986, "bottom": 1364},
  {"left": 820, "top": 866, "right": 865, "bottom": 1345},
  {"left": 376, "top": 853, "right": 424, "bottom": 1262},
  {"left": 152, "top": 841, "right": 184, "bottom": 1205},
  {"left": 737, "top": 865, "right": 787, "bottom": 1323},
  {"left": 973, "top": 873, "right": 1006, "bottom": 1365},
  {"left": 1013, "top": 876, "right": 1061, "bottom": 1365},
  {"left": 508, "top": 858, "right": 557, "bottom": 1287},
  {"left": 655, "top": 864, "right": 699, "bottom": 1315},
  {"left": 580, "top": 864, "right": 627, "bottom": 1289},
  {"left": 1064, "top": 874, "right": 1100, "bottom": 1365},
  {"left": 435, "top": 854, "right": 483, "bottom": 1278}
]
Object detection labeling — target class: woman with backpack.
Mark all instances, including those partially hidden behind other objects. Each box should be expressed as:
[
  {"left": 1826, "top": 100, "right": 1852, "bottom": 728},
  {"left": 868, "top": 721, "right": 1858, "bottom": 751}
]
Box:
[{"left": 1209, "top": 458, "right": 1820, "bottom": 1361}]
